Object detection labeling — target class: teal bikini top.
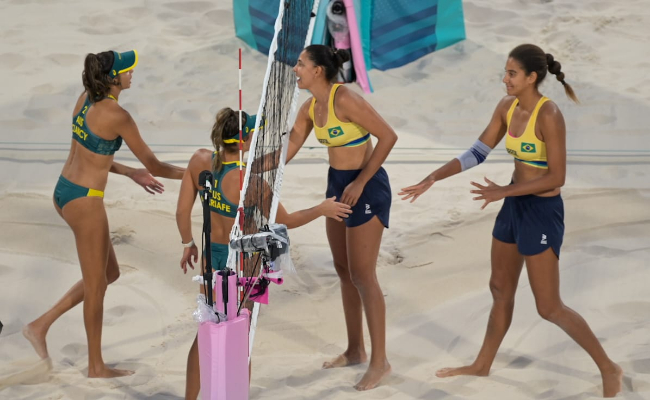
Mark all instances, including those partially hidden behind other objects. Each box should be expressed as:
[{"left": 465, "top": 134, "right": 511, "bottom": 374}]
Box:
[
  {"left": 202, "top": 157, "right": 244, "bottom": 218},
  {"left": 71, "top": 95, "right": 123, "bottom": 155}
]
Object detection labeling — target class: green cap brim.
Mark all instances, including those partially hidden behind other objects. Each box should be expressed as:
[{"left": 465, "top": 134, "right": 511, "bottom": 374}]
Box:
[
  {"left": 244, "top": 113, "right": 260, "bottom": 137},
  {"left": 223, "top": 112, "right": 264, "bottom": 144},
  {"left": 109, "top": 50, "right": 138, "bottom": 78}
]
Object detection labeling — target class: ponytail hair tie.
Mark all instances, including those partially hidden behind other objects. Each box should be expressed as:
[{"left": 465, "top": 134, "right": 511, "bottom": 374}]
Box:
[{"left": 546, "top": 53, "right": 555, "bottom": 67}]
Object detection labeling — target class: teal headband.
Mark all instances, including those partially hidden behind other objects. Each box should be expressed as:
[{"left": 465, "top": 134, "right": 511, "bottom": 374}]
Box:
[{"left": 109, "top": 50, "right": 138, "bottom": 79}]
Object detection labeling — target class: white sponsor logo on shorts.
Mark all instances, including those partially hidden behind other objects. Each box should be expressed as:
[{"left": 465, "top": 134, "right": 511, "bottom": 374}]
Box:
[
  {"left": 541, "top": 234, "right": 547, "bottom": 245},
  {"left": 365, "top": 204, "right": 372, "bottom": 214}
]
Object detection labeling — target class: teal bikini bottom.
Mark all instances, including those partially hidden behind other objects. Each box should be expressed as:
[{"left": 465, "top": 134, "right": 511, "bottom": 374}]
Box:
[
  {"left": 54, "top": 175, "right": 104, "bottom": 209},
  {"left": 207, "top": 243, "right": 229, "bottom": 271}
]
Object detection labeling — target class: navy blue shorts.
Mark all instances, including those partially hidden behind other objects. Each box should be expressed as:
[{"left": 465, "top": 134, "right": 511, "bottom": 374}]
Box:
[
  {"left": 492, "top": 194, "right": 564, "bottom": 258},
  {"left": 326, "top": 166, "right": 391, "bottom": 228}
]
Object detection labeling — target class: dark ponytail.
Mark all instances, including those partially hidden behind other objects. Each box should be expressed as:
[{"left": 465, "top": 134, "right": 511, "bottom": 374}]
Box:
[
  {"left": 82, "top": 51, "right": 116, "bottom": 103},
  {"left": 304, "top": 44, "right": 350, "bottom": 82},
  {"left": 545, "top": 53, "right": 579, "bottom": 103},
  {"left": 210, "top": 108, "right": 244, "bottom": 172},
  {"left": 509, "top": 44, "right": 579, "bottom": 103}
]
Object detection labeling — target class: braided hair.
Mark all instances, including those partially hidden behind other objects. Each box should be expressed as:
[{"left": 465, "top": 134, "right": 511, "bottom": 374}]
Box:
[{"left": 509, "top": 44, "right": 579, "bottom": 103}]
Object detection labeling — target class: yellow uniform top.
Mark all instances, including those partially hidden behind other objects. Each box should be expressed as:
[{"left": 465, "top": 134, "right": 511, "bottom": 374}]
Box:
[
  {"left": 505, "top": 96, "right": 550, "bottom": 169},
  {"left": 309, "top": 84, "right": 370, "bottom": 148}
]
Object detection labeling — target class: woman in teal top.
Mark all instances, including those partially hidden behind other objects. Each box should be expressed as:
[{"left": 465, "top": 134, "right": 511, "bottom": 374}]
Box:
[
  {"left": 176, "top": 107, "right": 352, "bottom": 399},
  {"left": 23, "top": 50, "right": 185, "bottom": 378}
]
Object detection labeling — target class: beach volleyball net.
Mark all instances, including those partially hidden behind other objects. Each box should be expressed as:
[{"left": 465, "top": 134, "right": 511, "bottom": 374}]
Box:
[
  {"left": 227, "top": 0, "right": 319, "bottom": 354},
  {"left": 241, "top": 0, "right": 315, "bottom": 235}
]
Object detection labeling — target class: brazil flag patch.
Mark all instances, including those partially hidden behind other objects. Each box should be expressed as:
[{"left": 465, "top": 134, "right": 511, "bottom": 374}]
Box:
[
  {"left": 328, "top": 126, "right": 344, "bottom": 138},
  {"left": 521, "top": 142, "right": 536, "bottom": 153}
]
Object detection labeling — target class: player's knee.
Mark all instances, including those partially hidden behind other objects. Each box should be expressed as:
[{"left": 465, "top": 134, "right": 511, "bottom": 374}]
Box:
[
  {"left": 536, "top": 301, "right": 563, "bottom": 322},
  {"left": 489, "top": 277, "right": 515, "bottom": 304},
  {"left": 349, "top": 269, "right": 376, "bottom": 290},
  {"left": 332, "top": 260, "right": 351, "bottom": 280},
  {"left": 106, "top": 266, "right": 120, "bottom": 284},
  {"left": 84, "top": 276, "right": 108, "bottom": 296}
]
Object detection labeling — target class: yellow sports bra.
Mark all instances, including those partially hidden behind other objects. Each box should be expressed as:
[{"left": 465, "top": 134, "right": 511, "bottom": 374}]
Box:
[
  {"left": 309, "top": 84, "right": 370, "bottom": 148},
  {"left": 505, "top": 96, "right": 549, "bottom": 169}
]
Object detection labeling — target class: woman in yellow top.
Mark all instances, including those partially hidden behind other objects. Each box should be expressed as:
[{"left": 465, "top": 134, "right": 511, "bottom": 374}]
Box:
[
  {"left": 286, "top": 44, "right": 397, "bottom": 391},
  {"left": 23, "top": 50, "right": 185, "bottom": 378},
  {"left": 400, "top": 44, "right": 622, "bottom": 397}
]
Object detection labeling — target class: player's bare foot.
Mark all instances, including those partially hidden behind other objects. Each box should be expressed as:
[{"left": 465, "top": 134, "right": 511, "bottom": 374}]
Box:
[
  {"left": 23, "top": 324, "right": 49, "bottom": 360},
  {"left": 354, "top": 361, "right": 391, "bottom": 391},
  {"left": 602, "top": 363, "right": 623, "bottom": 398},
  {"left": 322, "top": 350, "right": 367, "bottom": 369},
  {"left": 436, "top": 363, "right": 489, "bottom": 378},
  {"left": 88, "top": 366, "right": 134, "bottom": 378}
]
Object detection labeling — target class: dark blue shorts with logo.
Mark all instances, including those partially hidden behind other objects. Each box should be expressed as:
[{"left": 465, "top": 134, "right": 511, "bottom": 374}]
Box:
[
  {"left": 326, "top": 166, "right": 391, "bottom": 228},
  {"left": 492, "top": 193, "right": 564, "bottom": 258}
]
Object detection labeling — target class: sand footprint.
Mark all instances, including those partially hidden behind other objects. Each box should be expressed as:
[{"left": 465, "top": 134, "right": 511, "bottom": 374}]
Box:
[
  {"left": 619, "top": 374, "right": 645, "bottom": 393},
  {"left": 118, "top": 264, "right": 138, "bottom": 276},
  {"left": 81, "top": 363, "right": 155, "bottom": 389},
  {"left": 105, "top": 305, "right": 137, "bottom": 320},
  {"left": 285, "top": 368, "right": 326, "bottom": 388},
  {"left": 385, "top": 247, "right": 404, "bottom": 265},
  {"left": 627, "top": 358, "right": 650, "bottom": 377},
  {"left": 60, "top": 342, "right": 86, "bottom": 366},
  {"left": 103, "top": 305, "right": 138, "bottom": 327},
  {"left": 506, "top": 355, "right": 534, "bottom": 369},
  {"left": 429, "top": 232, "right": 454, "bottom": 242},
  {"left": 110, "top": 226, "right": 135, "bottom": 245}
]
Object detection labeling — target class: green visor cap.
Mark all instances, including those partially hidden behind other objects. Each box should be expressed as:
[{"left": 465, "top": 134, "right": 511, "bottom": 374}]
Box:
[
  {"left": 223, "top": 112, "right": 266, "bottom": 144},
  {"left": 109, "top": 50, "right": 138, "bottom": 78}
]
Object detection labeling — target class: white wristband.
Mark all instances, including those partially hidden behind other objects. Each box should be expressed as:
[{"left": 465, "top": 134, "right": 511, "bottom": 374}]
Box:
[{"left": 182, "top": 239, "right": 195, "bottom": 248}]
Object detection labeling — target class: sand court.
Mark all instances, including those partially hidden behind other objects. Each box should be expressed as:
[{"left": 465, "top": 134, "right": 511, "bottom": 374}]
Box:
[{"left": 1, "top": 0, "right": 650, "bottom": 398}]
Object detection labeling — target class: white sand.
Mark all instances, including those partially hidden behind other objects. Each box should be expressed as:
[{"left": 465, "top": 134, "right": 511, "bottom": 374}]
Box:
[{"left": 1, "top": 0, "right": 649, "bottom": 399}]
